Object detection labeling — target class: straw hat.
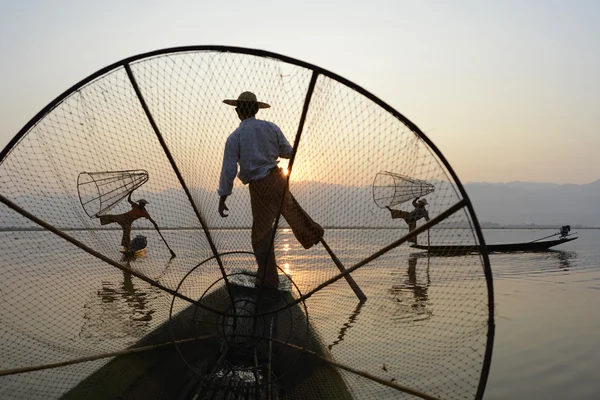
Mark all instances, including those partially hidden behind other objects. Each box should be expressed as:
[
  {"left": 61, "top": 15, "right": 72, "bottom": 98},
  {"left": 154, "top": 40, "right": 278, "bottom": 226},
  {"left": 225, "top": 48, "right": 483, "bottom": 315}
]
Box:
[
  {"left": 137, "top": 199, "right": 149, "bottom": 205},
  {"left": 223, "top": 91, "right": 270, "bottom": 109},
  {"left": 419, "top": 198, "right": 428, "bottom": 206}
]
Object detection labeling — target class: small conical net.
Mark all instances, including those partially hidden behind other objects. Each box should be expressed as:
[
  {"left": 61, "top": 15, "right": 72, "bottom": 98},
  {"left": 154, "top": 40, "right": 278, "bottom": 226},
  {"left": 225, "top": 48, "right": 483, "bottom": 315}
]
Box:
[
  {"left": 372, "top": 171, "right": 436, "bottom": 209},
  {"left": 77, "top": 170, "right": 149, "bottom": 217},
  {"left": 0, "top": 47, "right": 493, "bottom": 400}
]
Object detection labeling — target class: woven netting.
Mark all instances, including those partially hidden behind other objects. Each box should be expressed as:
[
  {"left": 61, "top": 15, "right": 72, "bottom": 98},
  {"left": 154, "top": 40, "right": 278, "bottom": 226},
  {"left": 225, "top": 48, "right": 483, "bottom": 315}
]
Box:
[{"left": 0, "top": 47, "right": 494, "bottom": 400}]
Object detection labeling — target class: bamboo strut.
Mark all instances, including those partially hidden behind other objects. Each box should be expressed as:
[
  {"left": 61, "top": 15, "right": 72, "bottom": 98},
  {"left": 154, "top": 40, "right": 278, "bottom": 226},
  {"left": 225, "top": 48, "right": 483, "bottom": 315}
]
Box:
[
  {"left": 0, "top": 193, "right": 221, "bottom": 314},
  {"left": 262, "top": 199, "right": 468, "bottom": 315},
  {"left": 124, "top": 63, "right": 234, "bottom": 305},
  {"left": 0, "top": 335, "right": 218, "bottom": 377},
  {"left": 0, "top": 192, "right": 465, "bottom": 321},
  {"left": 269, "top": 337, "right": 442, "bottom": 400}
]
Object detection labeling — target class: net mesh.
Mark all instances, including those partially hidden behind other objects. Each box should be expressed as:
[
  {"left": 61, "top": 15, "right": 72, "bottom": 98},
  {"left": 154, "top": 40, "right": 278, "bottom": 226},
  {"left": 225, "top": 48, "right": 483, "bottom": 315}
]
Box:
[
  {"left": 77, "top": 170, "right": 149, "bottom": 217},
  {"left": 372, "top": 171, "right": 436, "bottom": 209},
  {"left": 0, "top": 48, "right": 493, "bottom": 400}
]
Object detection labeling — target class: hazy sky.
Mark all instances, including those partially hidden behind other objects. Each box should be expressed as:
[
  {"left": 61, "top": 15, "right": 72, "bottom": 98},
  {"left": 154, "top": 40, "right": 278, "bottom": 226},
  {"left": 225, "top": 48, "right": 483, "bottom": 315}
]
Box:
[{"left": 1, "top": 0, "right": 598, "bottom": 184}]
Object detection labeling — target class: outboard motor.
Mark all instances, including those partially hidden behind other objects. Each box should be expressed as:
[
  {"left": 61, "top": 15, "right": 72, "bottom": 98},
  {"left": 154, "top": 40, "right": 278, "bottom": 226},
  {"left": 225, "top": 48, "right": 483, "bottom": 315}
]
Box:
[{"left": 559, "top": 225, "right": 571, "bottom": 238}]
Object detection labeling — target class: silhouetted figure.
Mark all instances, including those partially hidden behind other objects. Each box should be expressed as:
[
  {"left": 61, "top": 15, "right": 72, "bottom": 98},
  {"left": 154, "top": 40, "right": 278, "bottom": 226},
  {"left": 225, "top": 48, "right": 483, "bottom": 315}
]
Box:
[
  {"left": 98, "top": 192, "right": 154, "bottom": 253},
  {"left": 218, "top": 92, "right": 324, "bottom": 289},
  {"left": 387, "top": 197, "right": 430, "bottom": 244}
]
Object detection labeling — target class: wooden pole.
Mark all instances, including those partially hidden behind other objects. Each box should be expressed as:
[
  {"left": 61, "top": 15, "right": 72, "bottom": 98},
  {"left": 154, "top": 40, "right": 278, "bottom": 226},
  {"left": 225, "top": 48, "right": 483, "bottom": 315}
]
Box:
[
  {"left": 270, "top": 338, "right": 443, "bottom": 400},
  {"left": 0, "top": 335, "right": 216, "bottom": 377},
  {"left": 427, "top": 228, "right": 430, "bottom": 248},
  {"left": 320, "top": 238, "right": 367, "bottom": 302}
]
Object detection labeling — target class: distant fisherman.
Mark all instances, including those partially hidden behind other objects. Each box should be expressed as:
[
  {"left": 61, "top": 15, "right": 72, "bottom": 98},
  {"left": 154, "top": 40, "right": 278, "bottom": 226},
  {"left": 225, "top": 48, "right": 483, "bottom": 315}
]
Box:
[
  {"left": 218, "top": 91, "right": 324, "bottom": 289},
  {"left": 387, "top": 197, "right": 430, "bottom": 244},
  {"left": 97, "top": 192, "right": 154, "bottom": 253}
]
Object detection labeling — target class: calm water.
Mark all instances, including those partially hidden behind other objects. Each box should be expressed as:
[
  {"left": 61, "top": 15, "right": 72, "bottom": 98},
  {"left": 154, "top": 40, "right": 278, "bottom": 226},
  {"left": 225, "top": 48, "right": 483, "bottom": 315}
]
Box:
[
  {"left": 482, "top": 229, "right": 600, "bottom": 400},
  {"left": 0, "top": 228, "right": 598, "bottom": 399}
]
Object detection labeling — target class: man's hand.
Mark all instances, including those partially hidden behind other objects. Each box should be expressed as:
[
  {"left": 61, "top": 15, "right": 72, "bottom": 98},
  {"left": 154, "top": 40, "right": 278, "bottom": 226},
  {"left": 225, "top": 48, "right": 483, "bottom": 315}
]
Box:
[{"left": 219, "top": 196, "right": 229, "bottom": 218}]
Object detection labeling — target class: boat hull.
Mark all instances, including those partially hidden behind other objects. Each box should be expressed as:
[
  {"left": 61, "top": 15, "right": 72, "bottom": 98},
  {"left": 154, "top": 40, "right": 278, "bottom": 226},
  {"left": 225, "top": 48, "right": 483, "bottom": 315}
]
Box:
[
  {"left": 410, "top": 236, "right": 578, "bottom": 255},
  {"left": 121, "top": 235, "right": 148, "bottom": 259},
  {"left": 60, "top": 282, "right": 353, "bottom": 400}
]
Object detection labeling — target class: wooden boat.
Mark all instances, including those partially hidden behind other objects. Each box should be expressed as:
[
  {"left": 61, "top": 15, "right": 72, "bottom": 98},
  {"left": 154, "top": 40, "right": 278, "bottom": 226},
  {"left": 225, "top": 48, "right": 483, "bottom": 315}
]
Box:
[
  {"left": 60, "top": 278, "right": 353, "bottom": 400},
  {"left": 411, "top": 235, "right": 578, "bottom": 255}
]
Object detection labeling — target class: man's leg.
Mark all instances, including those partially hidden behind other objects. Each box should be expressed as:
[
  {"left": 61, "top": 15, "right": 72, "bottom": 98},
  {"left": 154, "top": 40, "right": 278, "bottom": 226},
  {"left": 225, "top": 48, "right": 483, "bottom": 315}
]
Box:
[
  {"left": 389, "top": 209, "right": 415, "bottom": 242},
  {"left": 389, "top": 209, "right": 410, "bottom": 221},
  {"left": 408, "top": 220, "right": 417, "bottom": 244},
  {"left": 249, "top": 173, "right": 282, "bottom": 289},
  {"left": 121, "top": 223, "right": 132, "bottom": 251},
  {"left": 99, "top": 214, "right": 118, "bottom": 226},
  {"left": 252, "top": 234, "right": 279, "bottom": 288},
  {"left": 282, "top": 193, "right": 324, "bottom": 249},
  {"left": 269, "top": 170, "right": 323, "bottom": 249}
]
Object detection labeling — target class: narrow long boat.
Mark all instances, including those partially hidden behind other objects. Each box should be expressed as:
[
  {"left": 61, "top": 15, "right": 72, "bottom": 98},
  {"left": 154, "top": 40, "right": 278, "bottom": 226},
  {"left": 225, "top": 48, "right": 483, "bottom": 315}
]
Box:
[
  {"left": 411, "top": 236, "right": 578, "bottom": 255},
  {"left": 60, "top": 276, "right": 353, "bottom": 400}
]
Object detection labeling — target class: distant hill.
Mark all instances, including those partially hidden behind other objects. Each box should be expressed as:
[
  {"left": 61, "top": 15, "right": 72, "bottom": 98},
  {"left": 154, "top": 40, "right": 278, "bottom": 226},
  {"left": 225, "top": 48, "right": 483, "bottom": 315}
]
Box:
[
  {"left": 2, "top": 179, "right": 599, "bottom": 230},
  {"left": 463, "top": 179, "right": 600, "bottom": 227}
]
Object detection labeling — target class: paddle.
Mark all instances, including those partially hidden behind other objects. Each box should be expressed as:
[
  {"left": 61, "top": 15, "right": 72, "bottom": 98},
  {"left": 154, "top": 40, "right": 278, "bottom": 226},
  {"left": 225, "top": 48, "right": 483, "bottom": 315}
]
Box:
[
  {"left": 531, "top": 225, "right": 575, "bottom": 243},
  {"left": 529, "top": 232, "right": 559, "bottom": 243},
  {"left": 320, "top": 238, "right": 367, "bottom": 302},
  {"left": 150, "top": 220, "right": 176, "bottom": 258}
]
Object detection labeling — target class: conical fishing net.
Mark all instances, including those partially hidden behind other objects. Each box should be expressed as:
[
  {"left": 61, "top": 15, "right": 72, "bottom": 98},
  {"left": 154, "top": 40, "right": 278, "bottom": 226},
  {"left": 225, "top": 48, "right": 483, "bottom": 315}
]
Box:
[
  {"left": 77, "top": 170, "right": 149, "bottom": 217},
  {"left": 372, "top": 171, "right": 436, "bottom": 209},
  {"left": 0, "top": 47, "right": 494, "bottom": 400}
]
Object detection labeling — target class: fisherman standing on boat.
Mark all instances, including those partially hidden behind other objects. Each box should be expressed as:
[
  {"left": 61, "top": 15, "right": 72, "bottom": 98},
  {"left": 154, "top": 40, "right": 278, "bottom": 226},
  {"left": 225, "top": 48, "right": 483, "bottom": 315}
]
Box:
[
  {"left": 218, "top": 91, "right": 324, "bottom": 289},
  {"left": 387, "top": 197, "right": 430, "bottom": 244},
  {"left": 97, "top": 192, "right": 154, "bottom": 253}
]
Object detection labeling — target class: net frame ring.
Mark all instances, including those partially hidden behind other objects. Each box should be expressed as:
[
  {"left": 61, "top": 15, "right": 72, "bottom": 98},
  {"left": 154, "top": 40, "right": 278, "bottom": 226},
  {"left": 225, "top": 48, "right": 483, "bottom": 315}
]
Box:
[
  {"left": 0, "top": 46, "right": 494, "bottom": 400},
  {"left": 372, "top": 171, "right": 397, "bottom": 209},
  {"left": 168, "top": 251, "right": 310, "bottom": 390},
  {"left": 76, "top": 169, "right": 149, "bottom": 218},
  {"left": 372, "top": 170, "right": 436, "bottom": 209}
]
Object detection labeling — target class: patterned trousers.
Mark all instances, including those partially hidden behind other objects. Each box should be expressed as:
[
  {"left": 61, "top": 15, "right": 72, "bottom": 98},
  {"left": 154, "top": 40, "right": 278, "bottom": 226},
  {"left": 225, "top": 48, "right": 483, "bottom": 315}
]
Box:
[
  {"left": 99, "top": 213, "right": 134, "bottom": 249},
  {"left": 249, "top": 168, "right": 324, "bottom": 288}
]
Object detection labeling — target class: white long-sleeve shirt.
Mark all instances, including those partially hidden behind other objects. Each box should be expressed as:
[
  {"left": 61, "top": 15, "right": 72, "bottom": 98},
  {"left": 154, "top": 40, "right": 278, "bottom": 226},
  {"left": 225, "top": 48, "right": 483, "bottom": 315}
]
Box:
[{"left": 218, "top": 117, "right": 293, "bottom": 196}]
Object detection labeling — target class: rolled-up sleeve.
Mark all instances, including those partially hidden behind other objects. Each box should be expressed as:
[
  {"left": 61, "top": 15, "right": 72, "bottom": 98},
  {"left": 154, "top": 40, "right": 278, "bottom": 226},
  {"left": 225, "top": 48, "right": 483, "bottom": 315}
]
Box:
[{"left": 218, "top": 135, "right": 239, "bottom": 196}]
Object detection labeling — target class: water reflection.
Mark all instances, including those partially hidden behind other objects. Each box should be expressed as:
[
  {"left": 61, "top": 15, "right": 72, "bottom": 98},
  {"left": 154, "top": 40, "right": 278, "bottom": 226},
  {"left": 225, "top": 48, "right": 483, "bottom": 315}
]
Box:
[
  {"left": 328, "top": 302, "right": 363, "bottom": 351},
  {"left": 389, "top": 255, "right": 431, "bottom": 322},
  {"left": 491, "top": 249, "right": 580, "bottom": 279},
  {"left": 97, "top": 271, "right": 155, "bottom": 322},
  {"left": 80, "top": 270, "right": 157, "bottom": 343},
  {"left": 553, "top": 250, "right": 575, "bottom": 271}
]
